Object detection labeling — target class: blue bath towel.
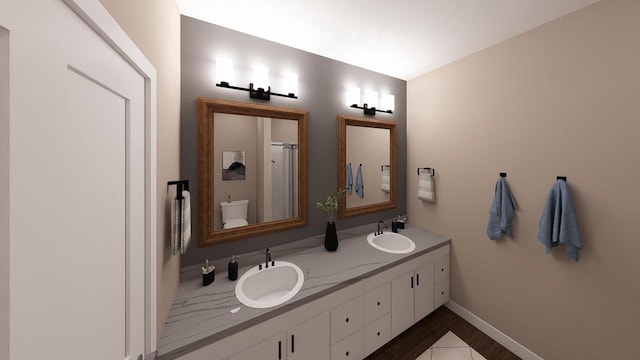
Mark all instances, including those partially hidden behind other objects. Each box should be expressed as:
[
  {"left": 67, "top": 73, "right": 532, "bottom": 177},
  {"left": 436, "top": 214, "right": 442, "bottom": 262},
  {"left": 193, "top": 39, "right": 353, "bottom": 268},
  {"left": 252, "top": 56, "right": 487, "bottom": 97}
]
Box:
[
  {"left": 537, "top": 180, "right": 583, "bottom": 261},
  {"left": 346, "top": 163, "right": 353, "bottom": 194},
  {"left": 355, "top": 164, "right": 364, "bottom": 198},
  {"left": 487, "top": 177, "right": 516, "bottom": 240}
]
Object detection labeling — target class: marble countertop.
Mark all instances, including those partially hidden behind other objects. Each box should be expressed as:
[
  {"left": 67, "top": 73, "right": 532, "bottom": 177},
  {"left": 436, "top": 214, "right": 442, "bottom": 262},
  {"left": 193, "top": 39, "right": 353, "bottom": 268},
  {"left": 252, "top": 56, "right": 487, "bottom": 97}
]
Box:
[{"left": 157, "top": 222, "right": 450, "bottom": 359}]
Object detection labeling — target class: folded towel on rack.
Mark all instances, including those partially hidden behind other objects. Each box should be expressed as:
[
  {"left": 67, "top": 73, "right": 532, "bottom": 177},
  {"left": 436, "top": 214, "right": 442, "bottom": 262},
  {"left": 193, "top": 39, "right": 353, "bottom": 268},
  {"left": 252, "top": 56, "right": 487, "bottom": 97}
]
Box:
[
  {"left": 417, "top": 173, "right": 435, "bottom": 202},
  {"left": 486, "top": 177, "right": 516, "bottom": 240},
  {"left": 355, "top": 164, "right": 364, "bottom": 198},
  {"left": 180, "top": 190, "right": 192, "bottom": 255},
  {"left": 346, "top": 163, "right": 353, "bottom": 194},
  {"left": 537, "top": 180, "right": 583, "bottom": 261},
  {"left": 381, "top": 168, "right": 390, "bottom": 193}
]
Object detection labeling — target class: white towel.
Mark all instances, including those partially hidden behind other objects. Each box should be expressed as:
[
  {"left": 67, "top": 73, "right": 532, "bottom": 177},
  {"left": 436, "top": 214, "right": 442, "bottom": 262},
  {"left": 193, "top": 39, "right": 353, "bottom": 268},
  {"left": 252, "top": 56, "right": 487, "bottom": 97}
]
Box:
[
  {"left": 180, "top": 190, "right": 192, "bottom": 255},
  {"left": 171, "top": 196, "right": 179, "bottom": 255},
  {"left": 381, "top": 168, "right": 390, "bottom": 193},
  {"left": 418, "top": 174, "right": 435, "bottom": 202}
]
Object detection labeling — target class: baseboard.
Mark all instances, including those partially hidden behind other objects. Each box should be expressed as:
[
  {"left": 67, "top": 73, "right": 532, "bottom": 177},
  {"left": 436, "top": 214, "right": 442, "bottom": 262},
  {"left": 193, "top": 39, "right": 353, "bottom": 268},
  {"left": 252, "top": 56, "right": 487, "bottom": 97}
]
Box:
[{"left": 445, "top": 300, "right": 544, "bottom": 360}]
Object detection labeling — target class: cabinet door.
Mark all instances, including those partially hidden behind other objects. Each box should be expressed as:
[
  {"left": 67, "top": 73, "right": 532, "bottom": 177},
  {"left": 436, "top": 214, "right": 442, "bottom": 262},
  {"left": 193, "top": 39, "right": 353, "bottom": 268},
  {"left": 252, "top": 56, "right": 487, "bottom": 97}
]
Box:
[
  {"left": 288, "top": 312, "right": 330, "bottom": 360},
  {"left": 391, "top": 271, "right": 414, "bottom": 338},
  {"left": 229, "top": 333, "right": 286, "bottom": 360},
  {"left": 414, "top": 262, "right": 434, "bottom": 321}
]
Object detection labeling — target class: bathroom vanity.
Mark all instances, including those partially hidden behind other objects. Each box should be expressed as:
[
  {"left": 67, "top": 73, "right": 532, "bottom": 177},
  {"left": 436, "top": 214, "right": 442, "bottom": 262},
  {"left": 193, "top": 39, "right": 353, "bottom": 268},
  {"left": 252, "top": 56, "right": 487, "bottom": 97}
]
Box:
[{"left": 157, "top": 223, "right": 450, "bottom": 360}]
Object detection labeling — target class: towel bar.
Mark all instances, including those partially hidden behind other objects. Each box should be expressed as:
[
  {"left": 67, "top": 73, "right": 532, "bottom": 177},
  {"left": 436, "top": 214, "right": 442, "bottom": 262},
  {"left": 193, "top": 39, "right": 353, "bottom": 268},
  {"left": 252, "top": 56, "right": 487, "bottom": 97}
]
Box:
[
  {"left": 417, "top": 167, "right": 435, "bottom": 176},
  {"left": 168, "top": 180, "right": 190, "bottom": 200}
]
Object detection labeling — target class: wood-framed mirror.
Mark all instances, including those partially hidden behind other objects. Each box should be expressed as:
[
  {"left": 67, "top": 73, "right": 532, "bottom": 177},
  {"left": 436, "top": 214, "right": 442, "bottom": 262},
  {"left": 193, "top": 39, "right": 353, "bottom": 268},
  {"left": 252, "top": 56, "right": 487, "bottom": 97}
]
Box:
[
  {"left": 198, "top": 97, "right": 308, "bottom": 246},
  {"left": 338, "top": 115, "right": 397, "bottom": 218}
]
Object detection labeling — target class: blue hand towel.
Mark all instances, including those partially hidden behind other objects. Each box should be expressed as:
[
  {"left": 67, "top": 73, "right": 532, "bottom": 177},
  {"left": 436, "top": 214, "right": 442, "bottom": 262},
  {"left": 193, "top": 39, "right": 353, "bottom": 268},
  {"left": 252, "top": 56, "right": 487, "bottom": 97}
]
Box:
[
  {"left": 346, "top": 163, "right": 353, "bottom": 194},
  {"left": 487, "top": 177, "right": 516, "bottom": 240},
  {"left": 537, "top": 180, "right": 583, "bottom": 261},
  {"left": 355, "top": 164, "right": 364, "bottom": 198}
]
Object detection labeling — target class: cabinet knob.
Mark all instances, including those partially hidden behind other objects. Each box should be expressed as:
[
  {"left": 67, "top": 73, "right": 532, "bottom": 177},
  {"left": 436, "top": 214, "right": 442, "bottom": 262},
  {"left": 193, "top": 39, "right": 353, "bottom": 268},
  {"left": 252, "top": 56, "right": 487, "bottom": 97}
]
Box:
[
  {"left": 345, "top": 317, "right": 349, "bottom": 323},
  {"left": 377, "top": 331, "right": 381, "bottom": 336},
  {"left": 346, "top": 351, "right": 350, "bottom": 356},
  {"left": 441, "top": 268, "right": 445, "bottom": 272},
  {"left": 441, "top": 291, "right": 444, "bottom": 295},
  {"left": 377, "top": 301, "right": 380, "bottom": 306}
]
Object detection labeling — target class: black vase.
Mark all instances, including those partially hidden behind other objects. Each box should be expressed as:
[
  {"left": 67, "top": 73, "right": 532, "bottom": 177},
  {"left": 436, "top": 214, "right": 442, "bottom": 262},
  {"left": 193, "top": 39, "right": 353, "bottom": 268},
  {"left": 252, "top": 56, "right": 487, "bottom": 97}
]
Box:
[{"left": 324, "top": 222, "right": 338, "bottom": 251}]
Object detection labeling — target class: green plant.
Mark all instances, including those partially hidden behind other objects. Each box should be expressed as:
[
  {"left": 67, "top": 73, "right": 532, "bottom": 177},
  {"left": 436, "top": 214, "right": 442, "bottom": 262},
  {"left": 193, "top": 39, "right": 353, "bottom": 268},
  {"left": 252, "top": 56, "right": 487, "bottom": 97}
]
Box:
[{"left": 316, "top": 188, "right": 347, "bottom": 223}]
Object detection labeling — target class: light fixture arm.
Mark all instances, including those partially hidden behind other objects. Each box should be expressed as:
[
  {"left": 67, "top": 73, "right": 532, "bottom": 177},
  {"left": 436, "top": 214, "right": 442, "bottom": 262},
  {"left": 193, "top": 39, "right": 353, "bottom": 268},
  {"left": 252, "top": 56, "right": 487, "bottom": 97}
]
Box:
[
  {"left": 350, "top": 103, "right": 393, "bottom": 115},
  {"left": 216, "top": 81, "right": 298, "bottom": 101}
]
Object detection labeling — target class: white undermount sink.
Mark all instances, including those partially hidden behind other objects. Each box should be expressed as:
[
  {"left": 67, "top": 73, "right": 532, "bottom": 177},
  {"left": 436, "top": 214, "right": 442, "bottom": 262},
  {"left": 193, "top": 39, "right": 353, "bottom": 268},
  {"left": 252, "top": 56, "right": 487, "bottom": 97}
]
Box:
[
  {"left": 235, "top": 261, "right": 304, "bottom": 309},
  {"left": 367, "top": 231, "right": 416, "bottom": 254}
]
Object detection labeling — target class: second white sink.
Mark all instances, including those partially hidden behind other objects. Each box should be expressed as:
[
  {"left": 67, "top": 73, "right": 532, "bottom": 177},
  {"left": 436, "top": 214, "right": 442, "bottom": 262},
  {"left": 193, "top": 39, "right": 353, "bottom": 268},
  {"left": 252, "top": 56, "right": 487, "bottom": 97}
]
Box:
[
  {"left": 367, "top": 231, "right": 416, "bottom": 254},
  {"left": 235, "top": 261, "right": 304, "bottom": 309}
]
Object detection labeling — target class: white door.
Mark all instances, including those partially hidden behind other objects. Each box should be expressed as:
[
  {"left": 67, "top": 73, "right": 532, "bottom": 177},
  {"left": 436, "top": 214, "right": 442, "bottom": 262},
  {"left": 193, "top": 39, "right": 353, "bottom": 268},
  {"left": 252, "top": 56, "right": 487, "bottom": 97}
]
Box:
[{"left": 4, "top": 1, "right": 150, "bottom": 359}]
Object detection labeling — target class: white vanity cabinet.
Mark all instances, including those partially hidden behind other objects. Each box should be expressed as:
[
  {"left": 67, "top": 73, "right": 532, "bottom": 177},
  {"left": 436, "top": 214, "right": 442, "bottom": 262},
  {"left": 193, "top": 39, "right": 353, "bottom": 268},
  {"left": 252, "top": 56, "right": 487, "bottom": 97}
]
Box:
[
  {"left": 389, "top": 245, "right": 448, "bottom": 338},
  {"left": 288, "top": 312, "right": 331, "bottom": 360},
  {"left": 228, "top": 333, "right": 287, "bottom": 360},
  {"left": 433, "top": 255, "right": 450, "bottom": 309},
  {"left": 174, "top": 243, "right": 450, "bottom": 360},
  {"left": 226, "top": 312, "right": 330, "bottom": 360},
  {"left": 330, "top": 294, "right": 365, "bottom": 360}
]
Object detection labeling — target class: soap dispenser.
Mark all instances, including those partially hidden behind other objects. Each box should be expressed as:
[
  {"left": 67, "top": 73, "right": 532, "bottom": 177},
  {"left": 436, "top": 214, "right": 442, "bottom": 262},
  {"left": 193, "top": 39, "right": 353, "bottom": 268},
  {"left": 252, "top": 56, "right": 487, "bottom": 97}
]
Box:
[{"left": 228, "top": 255, "right": 238, "bottom": 281}]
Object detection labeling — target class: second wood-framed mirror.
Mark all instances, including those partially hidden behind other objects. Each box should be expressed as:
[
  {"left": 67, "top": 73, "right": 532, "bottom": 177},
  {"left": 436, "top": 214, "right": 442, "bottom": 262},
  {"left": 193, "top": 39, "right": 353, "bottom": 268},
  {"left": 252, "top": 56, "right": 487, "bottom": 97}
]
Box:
[
  {"left": 338, "top": 115, "right": 397, "bottom": 218},
  {"left": 198, "top": 97, "right": 308, "bottom": 246}
]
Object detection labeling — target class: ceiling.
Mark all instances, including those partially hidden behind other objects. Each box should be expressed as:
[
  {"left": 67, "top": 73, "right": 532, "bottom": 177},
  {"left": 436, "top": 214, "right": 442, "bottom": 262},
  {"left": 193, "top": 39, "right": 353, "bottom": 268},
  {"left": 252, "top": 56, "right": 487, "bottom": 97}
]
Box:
[{"left": 177, "top": 0, "right": 599, "bottom": 80}]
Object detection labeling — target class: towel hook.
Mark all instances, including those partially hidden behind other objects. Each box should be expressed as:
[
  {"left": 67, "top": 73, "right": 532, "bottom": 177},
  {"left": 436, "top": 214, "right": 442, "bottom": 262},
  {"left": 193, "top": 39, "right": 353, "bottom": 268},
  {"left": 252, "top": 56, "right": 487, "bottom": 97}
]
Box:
[
  {"left": 500, "top": 172, "right": 507, "bottom": 178},
  {"left": 557, "top": 176, "right": 567, "bottom": 181},
  {"left": 417, "top": 167, "right": 435, "bottom": 176}
]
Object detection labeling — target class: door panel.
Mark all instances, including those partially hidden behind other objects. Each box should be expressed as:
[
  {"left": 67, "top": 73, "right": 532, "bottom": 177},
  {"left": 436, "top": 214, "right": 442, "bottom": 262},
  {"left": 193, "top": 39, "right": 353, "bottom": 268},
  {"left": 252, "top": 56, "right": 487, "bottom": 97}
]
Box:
[{"left": 6, "top": 1, "right": 147, "bottom": 359}]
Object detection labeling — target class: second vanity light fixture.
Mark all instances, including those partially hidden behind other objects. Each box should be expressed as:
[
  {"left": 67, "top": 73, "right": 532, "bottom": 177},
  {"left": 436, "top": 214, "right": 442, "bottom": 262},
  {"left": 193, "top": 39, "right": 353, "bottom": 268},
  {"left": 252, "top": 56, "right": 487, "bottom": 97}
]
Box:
[
  {"left": 348, "top": 87, "right": 394, "bottom": 115},
  {"left": 215, "top": 57, "right": 298, "bottom": 101}
]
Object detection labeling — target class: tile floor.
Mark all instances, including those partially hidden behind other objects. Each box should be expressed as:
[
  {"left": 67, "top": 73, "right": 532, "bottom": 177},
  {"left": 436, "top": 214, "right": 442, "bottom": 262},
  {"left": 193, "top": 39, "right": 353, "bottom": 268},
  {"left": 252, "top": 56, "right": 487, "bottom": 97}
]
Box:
[{"left": 416, "top": 331, "right": 487, "bottom": 360}]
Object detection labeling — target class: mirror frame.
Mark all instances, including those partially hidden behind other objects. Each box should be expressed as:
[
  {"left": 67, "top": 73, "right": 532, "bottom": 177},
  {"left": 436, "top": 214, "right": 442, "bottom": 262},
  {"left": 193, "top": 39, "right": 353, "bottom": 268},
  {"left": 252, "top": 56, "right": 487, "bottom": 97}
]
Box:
[
  {"left": 338, "top": 115, "right": 397, "bottom": 218},
  {"left": 197, "top": 97, "right": 308, "bottom": 246}
]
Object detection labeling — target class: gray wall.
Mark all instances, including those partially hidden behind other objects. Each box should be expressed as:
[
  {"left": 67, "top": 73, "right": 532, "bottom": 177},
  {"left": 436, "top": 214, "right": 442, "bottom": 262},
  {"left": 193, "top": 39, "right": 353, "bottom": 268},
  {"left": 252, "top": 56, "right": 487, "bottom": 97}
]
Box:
[{"left": 181, "top": 16, "right": 407, "bottom": 266}]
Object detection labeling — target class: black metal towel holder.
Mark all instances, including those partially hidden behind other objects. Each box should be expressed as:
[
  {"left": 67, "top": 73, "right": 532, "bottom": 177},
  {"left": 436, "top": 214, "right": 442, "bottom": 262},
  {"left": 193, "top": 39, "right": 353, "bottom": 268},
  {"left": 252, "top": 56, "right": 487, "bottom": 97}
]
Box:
[
  {"left": 557, "top": 176, "right": 567, "bottom": 181},
  {"left": 168, "top": 180, "right": 189, "bottom": 200},
  {"left": 500, "top": 172, "right": 507, "bottom": 178},
  {"left": 418, "top": 167, "right": 435, "bottom": 176}
]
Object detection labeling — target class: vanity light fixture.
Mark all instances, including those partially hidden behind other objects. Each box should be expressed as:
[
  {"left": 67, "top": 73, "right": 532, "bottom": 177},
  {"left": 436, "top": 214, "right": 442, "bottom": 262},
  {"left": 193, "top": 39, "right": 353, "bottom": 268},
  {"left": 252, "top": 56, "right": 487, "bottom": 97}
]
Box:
[
  {"left": 348, "top": 87, "right": 394, "bottom": 115},
  {"left": 215, "top": 58, "right": 298, "bottom": 101}
]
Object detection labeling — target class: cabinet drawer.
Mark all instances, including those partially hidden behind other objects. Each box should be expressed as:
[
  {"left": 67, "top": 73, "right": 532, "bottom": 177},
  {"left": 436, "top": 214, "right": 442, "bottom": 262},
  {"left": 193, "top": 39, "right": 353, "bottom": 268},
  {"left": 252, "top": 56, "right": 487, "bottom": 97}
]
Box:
[
  {"left": 331, "top": 328, "right": 364, "bottom": 360},
  {"left": 364, "top": 313, "right": 391, "bottom": 357},
  {"left": 434, "top": 256, "right": 449, "bottom": 284},
  {"left": 365, "top": 283, "right": 390, "bottom": 324},
  {"left": 434, "top": 279, "right": 449, "bottom": 308},
  {"left": 331, "top": 295, "right": 364, "bottom": 344}
]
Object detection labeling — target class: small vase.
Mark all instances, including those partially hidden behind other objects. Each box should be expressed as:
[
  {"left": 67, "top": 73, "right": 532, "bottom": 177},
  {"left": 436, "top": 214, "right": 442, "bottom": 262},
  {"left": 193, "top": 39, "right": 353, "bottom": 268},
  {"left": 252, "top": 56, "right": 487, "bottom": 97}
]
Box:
[{"left": 324, "top": 221, "right": 338, "bottom": 251}]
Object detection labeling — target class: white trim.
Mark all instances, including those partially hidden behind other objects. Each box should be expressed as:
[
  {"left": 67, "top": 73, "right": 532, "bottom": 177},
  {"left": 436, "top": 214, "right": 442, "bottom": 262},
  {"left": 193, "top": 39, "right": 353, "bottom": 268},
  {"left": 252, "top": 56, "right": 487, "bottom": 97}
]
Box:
[
  {"left": 62, "top": 0, "right": 158, "bottom": 355},
  {"left": 445, "top": 300, "right": 544, "bottom": 360}
]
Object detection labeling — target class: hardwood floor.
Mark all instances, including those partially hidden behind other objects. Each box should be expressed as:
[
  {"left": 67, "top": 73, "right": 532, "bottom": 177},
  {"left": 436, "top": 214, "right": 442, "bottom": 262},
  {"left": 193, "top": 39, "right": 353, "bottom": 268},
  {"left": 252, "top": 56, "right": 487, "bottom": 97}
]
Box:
[{"left": 365, "top": 306, "right": 521, "bottom": 360}]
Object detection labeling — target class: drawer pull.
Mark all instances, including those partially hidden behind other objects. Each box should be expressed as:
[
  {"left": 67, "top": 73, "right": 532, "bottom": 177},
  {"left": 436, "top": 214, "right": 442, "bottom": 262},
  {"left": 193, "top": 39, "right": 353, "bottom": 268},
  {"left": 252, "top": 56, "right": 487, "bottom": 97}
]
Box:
[
  {"left": 416, "top": 273, "right": 420, "bottom": 286},
  {"left": 441, "top": 291, "right": 445, "bottom": 295},
  {"left": 345, "top": 317, "right": 349, "bottom": 323},
  {"left": 377, "top": 301, "right": 380, "bottom": 306},
  {"left": 441, "top": 268, "right": 445, "bottom": 272},
  {"left": 278, "top": 340, "right": 282, "bottom": 359},
  {"left": 291, "top": 334, "right": 295, "bottom": 353},
  {"left": 346, "top": 351, "right": 350, "bottom": 356},
  {"left": 377, "top": 331, "right": 381, "bottom": 336},
  {"left": 411, "top": 276, "right": 414, "bottom": 289}
]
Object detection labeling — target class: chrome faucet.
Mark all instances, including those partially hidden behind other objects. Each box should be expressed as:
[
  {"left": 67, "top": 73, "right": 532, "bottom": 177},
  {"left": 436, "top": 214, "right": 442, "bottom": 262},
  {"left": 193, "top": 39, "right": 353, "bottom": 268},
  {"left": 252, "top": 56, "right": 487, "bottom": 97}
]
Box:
[
  {"left": 377, "top": 221, "right": 388, "bottom": 236},
  {"left": 265, "top": 248, "right": 272, "bottom": 268}
]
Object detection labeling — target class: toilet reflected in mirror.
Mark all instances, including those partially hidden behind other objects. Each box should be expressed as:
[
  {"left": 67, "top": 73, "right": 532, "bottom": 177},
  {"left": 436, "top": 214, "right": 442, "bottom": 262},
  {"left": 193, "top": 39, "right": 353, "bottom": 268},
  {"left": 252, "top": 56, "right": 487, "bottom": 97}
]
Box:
[{"left": 221, "top": 199, "right": 249, "bottom": 229}]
